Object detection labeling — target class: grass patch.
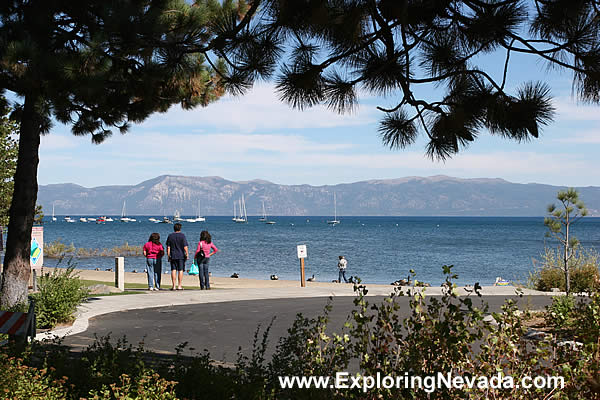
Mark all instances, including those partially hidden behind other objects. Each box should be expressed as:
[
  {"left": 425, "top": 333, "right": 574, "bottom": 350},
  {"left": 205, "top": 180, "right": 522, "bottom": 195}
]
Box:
[
  {"left": 81, "top": 279, "right": 200, "bottom": 291},
  {"left": 90, "top": 291, "right": 140, "bottom": 297}
]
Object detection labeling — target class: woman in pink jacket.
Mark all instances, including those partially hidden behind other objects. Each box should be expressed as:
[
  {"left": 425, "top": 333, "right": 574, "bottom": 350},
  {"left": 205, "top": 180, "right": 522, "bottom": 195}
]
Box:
[
  {"left": 195, "top": 230, "right": 219, "bottom": 290},
  {"left": 143, "top": 232, "right": 164, "bottom": 291}
]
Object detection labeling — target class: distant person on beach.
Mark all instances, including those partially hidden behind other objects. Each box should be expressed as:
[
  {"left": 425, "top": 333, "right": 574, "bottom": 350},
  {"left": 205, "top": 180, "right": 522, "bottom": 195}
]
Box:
[
  {"left": 166, "top": 223, "right": 189, "bottom": 290},
  {"left": 195, "top": 230, "right": 219, "bottom": 290},
  {"left": 143, "top": 232, "right": 164, "bottom": 291},
  {"left": 337, "top": 255, "right": 348, "bottom": 283}
]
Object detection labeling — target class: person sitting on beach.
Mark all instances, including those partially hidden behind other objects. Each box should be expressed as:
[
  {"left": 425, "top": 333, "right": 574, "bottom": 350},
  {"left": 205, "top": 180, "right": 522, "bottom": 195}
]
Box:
[
  {"left": 195, "top": 230, "right": 219, "bottom": 290},
  {"left": 166, "top": 223, "right": 189, "bottom": 290},
  {"left": 143, "top": 232, "right": 164, "bottom": 291},
  {"left": 337, "top": 255, "right": 348, "bottom": 283}
]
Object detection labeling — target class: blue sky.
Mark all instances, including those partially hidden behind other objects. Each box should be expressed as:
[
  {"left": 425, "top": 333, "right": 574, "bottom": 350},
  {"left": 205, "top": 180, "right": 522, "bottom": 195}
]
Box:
[{"left": 37, "top": 50, "right": 600, "bottom": 188}]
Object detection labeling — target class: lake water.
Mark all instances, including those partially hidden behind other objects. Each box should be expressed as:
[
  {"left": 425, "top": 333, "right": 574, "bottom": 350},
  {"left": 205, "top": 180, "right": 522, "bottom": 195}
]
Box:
[{"left": 32, "top": 216, "right": 600, "bottom": 286}]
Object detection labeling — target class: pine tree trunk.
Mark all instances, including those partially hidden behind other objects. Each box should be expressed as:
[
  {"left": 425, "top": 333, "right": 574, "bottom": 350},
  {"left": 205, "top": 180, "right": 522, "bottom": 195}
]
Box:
[
  {"left": 564, "top": 221, "right": 570, "bottom": 295},
  {"left": 0, "top": 94, "right": 41, "bottom": 308}
]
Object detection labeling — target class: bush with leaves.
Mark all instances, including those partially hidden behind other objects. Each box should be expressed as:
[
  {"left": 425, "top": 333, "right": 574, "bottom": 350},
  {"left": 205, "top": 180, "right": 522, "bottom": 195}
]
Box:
[
  {"left": 531, "top": 246, "right": 600, "bottom": 293},
  {"left": 4, "top": 266, "right": 600, "bottom": 399},
  {"left": 0, "top": 353, "right": 68, "bottom": 399},
  {"left": 30, "top": 265, "right": 89, "bottom": 328},
  {"left": 88, "top": 372, "right": 178, "bottom": 400},
  {"left": 546, "top": 295, "right": 576, "bottom": 333}
]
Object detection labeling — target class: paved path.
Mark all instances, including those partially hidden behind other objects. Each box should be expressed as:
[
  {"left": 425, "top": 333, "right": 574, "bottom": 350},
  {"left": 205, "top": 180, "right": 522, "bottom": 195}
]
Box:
[
  {"left": 50, "top": 286, "right": 554, "bottom": 363},
  {"left": 37, "top": 281, "right": 551, "bottom": 342}
]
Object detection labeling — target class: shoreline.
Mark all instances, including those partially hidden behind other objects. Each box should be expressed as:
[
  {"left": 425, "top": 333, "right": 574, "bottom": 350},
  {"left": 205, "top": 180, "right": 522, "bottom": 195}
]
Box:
[{"left": 43, "top": 266, "right": 552, "bottom": 295}]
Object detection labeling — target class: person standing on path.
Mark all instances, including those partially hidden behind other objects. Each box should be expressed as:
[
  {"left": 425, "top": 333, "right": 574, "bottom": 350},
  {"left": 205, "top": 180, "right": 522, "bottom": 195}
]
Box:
[
  {"left": 337, "top": 255, "right": 348, "bottom": 283},
  {"left": 195, "top": 230, "right": 219, "bottom": 290},
  {"left": 166, "top": 223, "right": 189, "bottom": 290},
  {"left": 143, "top": 232, "right": 164, "bottom": 291}
]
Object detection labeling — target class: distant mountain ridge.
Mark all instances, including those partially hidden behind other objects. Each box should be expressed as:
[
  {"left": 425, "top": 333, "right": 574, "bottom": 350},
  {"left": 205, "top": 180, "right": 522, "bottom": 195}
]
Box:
[{"left": 37, "top": 175, "right": 600, "bottom": 217}]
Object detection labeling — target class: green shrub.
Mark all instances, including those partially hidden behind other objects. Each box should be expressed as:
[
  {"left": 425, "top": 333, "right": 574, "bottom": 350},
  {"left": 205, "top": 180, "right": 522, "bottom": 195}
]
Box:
[
  {"left": 531, "top": 247, "right": 600, "bottom": 292},
  {"left": 6, "top": 266, "right": 600, "bottom": 399},
  {"left": 0, "top": 353, "right": 67, "bottom": 399},
  {"left": 546, "top": 295, "right": 576, "bottom": 330},
  {"left": 88, "top": 372, "right": 179, "bottom": 400},
  {"left": 30, "top": 266, "right": 89, "bottom": 328}
]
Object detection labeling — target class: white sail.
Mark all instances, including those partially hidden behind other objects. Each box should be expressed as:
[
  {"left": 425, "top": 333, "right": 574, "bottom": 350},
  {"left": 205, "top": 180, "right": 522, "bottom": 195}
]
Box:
[{"left": 327, "top": 193, "right": 340, "bottom": 225}]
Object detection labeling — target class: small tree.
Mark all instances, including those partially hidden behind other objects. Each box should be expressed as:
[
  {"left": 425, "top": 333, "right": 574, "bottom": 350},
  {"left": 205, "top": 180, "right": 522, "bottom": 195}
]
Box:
[{"left": 544, "top": 188, "right": 588, "bottom": 294}]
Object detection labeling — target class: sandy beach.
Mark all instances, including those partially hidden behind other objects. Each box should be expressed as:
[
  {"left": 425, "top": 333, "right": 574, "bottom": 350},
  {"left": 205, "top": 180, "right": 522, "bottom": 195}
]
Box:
[{"left": 42, "top": 266, "right": 551, "bottom": 296}]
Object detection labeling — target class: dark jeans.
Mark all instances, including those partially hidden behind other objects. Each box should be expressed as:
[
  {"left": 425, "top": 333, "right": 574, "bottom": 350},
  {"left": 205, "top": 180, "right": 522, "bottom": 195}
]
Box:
[
  {"left": 198, "top": 257, "right": 211, "bottom": 289},
  {"left": 338, "top": 269, "right": 348, "bottom": 283}
]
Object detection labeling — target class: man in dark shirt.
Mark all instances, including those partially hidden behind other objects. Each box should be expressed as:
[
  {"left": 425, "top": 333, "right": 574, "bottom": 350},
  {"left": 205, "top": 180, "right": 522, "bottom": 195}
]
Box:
[{"left": 166, "top": 223, "right": 189, "bottom": 290}]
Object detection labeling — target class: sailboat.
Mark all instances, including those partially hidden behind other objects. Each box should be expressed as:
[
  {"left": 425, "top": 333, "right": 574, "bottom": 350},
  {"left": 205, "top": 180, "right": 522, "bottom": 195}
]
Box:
[
  {"left": 261, "top": 201, "right": 276, "bottom": 224},
  {"left": 327, "top": 193, "right": 340, "bottom": 225},
  {"left": 52, "top": 203, "right": 57, "bottom": 221},
  {"left": 234, "top": 195, "right": 247, "bottom": 223},
  {"left": 259, "top": 201, "right": 267, "bottom": 222},
  {"left": 186, "top": 200, "right": 206, "bottom": 222},
  {"left": 120, "top": 201, "right": 136, "bottom": 222},
  {"left": 173, "top": 209, "right": 183, "bottom": 222}
]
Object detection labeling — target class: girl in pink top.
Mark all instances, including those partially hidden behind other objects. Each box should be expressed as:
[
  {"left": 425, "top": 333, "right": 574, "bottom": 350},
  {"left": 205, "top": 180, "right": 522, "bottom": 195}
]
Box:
[
  {"left": 143, "top": 233, "right": 164, "bottom": 290},
  {"left": 195, "top": 230, "right": 219, "bottom": 289}
]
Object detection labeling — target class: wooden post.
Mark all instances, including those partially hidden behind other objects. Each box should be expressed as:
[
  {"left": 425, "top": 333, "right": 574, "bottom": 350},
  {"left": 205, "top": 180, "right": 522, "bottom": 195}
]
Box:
[
  {"left": 297, "top": 244, "right": 307, "bottom": 288},
  {"left": 115, "top": 257, "right": 125, "bottom": 291},
  {"left": 300, "top": 258, "right": 305, "bottom": 287}
]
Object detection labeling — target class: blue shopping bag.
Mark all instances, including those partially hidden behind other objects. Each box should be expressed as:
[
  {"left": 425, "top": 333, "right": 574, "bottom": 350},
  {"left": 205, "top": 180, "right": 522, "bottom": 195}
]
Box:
[{"left": 189, "top": 260, "right": 199, "bottom": 275}]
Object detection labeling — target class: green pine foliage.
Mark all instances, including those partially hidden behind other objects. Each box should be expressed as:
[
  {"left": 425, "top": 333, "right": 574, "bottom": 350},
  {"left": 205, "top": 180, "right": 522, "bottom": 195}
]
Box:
[
  {"left": 253, "top": 0, "right": 600, "bottom": 159},
  {"left": 0, "top": 96, "right": 19, "bottom": 227},
  {"left": 0, "top": 0, "right": 271, "bottom": 308}
]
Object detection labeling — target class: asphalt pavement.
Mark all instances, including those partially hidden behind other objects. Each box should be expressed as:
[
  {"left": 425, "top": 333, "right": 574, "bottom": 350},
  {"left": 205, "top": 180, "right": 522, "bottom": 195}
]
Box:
[{"left": 60, "top": 294, "right": 554, "bottom": 363}]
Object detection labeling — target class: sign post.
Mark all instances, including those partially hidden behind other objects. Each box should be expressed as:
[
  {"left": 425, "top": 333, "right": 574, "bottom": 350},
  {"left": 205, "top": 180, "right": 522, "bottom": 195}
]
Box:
[
  {"left": 30, "top": 226, "right": 43, "bottom": 290},
  {"left": 297, "top": 244, "right": 307, "bottom": 287},
  {"left": 30, "top": 226, "right": 43, "bottom": 269}
]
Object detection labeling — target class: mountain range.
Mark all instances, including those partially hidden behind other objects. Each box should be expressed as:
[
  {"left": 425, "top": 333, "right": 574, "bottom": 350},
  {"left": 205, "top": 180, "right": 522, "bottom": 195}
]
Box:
[{"left": 37, "top": 175, "right": 600, "bottom": 217}]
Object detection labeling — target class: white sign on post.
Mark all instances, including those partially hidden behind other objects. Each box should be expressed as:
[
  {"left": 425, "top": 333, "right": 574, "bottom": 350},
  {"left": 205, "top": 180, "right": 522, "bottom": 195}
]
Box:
[
  {"left": 297, "top": 244, "right": 307, "bottom": 259},
  {"left": 30, "top": 226, "right": 43, "bottom": 270}
]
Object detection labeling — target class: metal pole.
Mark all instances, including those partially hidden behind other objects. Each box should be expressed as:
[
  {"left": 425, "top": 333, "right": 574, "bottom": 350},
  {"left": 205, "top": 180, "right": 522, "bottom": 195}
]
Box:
[{"left": 32, "top": 269, "right": 37, "bottom": 292}]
